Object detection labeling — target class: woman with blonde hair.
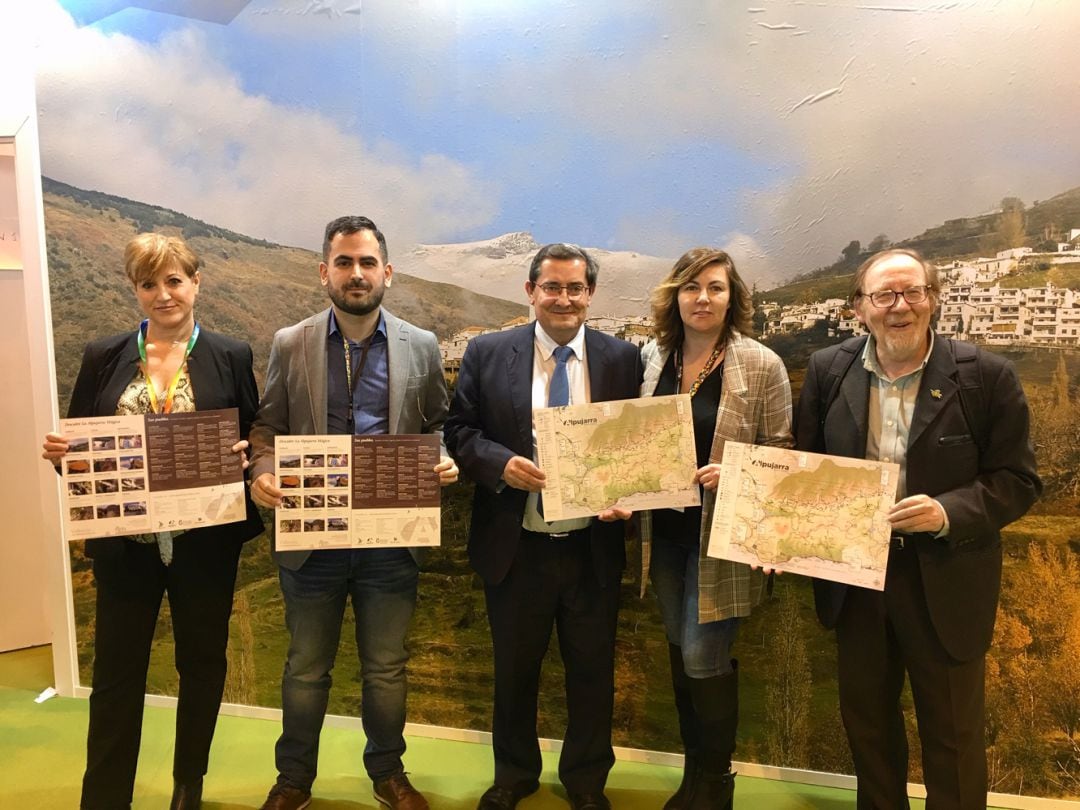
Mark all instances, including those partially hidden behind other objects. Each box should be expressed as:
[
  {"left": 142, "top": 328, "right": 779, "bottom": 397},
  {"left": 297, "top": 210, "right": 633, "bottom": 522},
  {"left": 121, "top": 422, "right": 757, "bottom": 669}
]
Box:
[
  {"left": 42, "top": 233, "right": 263, "bottom": 810},
  {"left": 640, "top": 248, "right": 793, "bottom": 810}
]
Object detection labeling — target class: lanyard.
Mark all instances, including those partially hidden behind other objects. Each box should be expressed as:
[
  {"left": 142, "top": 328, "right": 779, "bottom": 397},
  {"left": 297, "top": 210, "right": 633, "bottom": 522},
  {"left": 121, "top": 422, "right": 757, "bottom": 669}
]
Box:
[
  {"left": 342, "top": 333, "right": 374, "bottom": 433},
  {"left": 137, "top": 319, "right": 200, "bottom": 414},
  {"left": 675, "top": 342, "right": 725, "bottom": 398}
]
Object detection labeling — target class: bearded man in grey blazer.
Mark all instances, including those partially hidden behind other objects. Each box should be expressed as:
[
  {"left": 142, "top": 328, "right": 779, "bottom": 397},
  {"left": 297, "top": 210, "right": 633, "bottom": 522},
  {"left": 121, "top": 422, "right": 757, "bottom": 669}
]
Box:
[{"left": 249, "top": 216, "right": 458, "bottom": 810}]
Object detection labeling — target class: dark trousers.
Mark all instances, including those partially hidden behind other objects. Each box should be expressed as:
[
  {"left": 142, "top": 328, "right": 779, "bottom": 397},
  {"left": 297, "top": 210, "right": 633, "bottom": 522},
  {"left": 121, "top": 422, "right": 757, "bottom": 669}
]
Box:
[
  {"left": 836, "top": 544, "right": 987, "bottom": 810},
  {"left": 81, "top": 534, "right": 243, "bottom": 810},
  {"left": 484, "top": 529, "right": 621, "bottom": 794}
]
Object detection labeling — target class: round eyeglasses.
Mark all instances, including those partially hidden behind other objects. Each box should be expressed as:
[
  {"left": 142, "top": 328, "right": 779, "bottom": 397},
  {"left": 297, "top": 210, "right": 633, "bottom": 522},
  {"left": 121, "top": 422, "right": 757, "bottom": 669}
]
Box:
[{"left": 860, "top": 285, "right": 931, "bottom": 308}]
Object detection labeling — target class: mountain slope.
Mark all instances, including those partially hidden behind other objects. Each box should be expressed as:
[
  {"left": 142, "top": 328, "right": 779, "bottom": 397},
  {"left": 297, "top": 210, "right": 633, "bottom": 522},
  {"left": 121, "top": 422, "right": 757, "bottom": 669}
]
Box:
[
  {"left": 42, "top": 179, "right": 526, "bottom": 409},
  {"left": 402, "top": 233, "right": 672, "bottom": 318}
]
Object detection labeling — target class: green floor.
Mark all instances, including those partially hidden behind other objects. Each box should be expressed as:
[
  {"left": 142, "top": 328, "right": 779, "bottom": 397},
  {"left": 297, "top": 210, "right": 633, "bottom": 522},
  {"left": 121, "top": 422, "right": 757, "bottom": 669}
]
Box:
[{"left": 0, "top": 645, "right": 974, "bottom": 809}]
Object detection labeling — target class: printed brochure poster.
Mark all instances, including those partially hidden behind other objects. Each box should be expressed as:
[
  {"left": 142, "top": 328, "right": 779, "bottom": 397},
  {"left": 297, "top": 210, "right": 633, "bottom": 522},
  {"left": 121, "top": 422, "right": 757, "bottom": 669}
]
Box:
[
  {"left": 274, "top": 433, "right": 441, "bottom": 550},
  {"left": 60, "top": 408, "right": 246, "bottom": 540}
]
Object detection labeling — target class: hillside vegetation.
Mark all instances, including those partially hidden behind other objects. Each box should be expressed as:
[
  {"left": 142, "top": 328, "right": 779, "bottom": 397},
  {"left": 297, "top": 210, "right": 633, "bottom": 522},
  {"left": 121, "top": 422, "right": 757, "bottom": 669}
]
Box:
[
  {"left": 763, "top": 185, "right": 1080, "bottom": 300},
  {"left": 43, "top": 179, "right": 526, "bottom": 410},
  {"left": 758, "top": 274, "right": 854, "bottom": 306}
]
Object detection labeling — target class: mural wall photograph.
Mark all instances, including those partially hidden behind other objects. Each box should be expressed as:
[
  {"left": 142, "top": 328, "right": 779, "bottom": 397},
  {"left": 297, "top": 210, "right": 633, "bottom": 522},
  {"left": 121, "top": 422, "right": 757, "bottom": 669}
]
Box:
[{"left": 26, "top": 0, "right": 1080, "bottom": 801}]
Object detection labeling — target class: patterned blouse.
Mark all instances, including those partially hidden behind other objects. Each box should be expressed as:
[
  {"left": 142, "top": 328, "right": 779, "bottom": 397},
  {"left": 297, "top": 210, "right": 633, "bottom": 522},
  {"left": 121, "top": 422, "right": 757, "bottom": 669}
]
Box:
[
  {"left": 115, "top": 365, "right": 196, "bottom": 563},
  {"left": 116, "top": 367, "right": 196, "bottom": 417}
]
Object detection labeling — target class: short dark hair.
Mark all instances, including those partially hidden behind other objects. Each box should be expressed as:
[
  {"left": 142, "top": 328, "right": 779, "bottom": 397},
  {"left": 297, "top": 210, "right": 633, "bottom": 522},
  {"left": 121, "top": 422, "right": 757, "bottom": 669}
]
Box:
[
  {"left": 528, "top": 243, "right": 599, "bottom": 285},
  {"left": 323, "top": 216, "right": 388, "bottom": 263},
  {"left": 650, "top": 247, "right": 755, "bottom": 354},
  {"left": 851, "top": 247, "right": 940, "bottom": 304}
]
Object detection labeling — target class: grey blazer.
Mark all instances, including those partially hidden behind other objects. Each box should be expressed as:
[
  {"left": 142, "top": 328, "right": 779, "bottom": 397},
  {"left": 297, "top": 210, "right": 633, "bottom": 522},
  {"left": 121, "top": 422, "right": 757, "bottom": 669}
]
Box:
[{"left": 249, "top": 307, "right": 449, "bottom": 570}]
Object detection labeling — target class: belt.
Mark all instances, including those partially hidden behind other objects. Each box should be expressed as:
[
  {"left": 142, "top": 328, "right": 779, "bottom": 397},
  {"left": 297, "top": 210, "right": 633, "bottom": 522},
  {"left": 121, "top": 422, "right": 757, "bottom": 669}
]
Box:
[
  {"left": 523, "top": 527, "right": 590, "bottom": 540},
  {"left": 890, "top": 533, "right": 910, "bottom": 551}
]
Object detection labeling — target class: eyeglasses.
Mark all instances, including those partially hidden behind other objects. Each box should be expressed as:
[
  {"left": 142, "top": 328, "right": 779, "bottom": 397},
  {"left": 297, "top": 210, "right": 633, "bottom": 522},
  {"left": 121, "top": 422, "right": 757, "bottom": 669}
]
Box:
[
  {"left": 535, "top": 282, "right": 589, "bottom": 299},
  {"left": 859, "top": 285, "right": 932, "bottom": 308}
]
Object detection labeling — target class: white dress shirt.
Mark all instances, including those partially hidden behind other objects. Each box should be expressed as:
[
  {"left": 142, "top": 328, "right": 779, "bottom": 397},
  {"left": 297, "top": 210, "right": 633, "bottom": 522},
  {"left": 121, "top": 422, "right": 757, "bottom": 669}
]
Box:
[{"left": 522, "top": 323, "right": 592, "bottom": 533}]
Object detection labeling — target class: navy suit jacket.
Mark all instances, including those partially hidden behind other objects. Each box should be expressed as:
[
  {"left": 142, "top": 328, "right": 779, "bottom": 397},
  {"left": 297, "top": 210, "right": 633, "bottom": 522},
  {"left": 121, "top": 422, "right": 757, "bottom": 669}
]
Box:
[
  {"left": 444, "top": 323, "right": 643, "bottom": 586},
  {"left": 66, "top": 327, "right": 265, "bottom": 558},
  {"left": 794, "top": 334, "right": 1041, "bottom": 662}
]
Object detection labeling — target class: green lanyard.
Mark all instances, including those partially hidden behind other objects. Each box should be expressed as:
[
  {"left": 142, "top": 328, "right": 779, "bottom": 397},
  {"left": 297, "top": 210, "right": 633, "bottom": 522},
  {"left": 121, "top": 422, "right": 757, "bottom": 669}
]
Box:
[{"left": 137, "top": 319, "right": 200, "bottom": 414}]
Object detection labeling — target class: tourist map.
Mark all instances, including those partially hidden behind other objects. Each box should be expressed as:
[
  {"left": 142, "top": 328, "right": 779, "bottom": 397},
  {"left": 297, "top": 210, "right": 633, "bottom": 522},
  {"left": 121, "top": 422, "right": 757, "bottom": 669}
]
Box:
[
  {"left": 707, "top": 442, "right": 899, "bottom": 590},
  {"left": 534, "top": 394, "right": 700, "bottom": 521}
]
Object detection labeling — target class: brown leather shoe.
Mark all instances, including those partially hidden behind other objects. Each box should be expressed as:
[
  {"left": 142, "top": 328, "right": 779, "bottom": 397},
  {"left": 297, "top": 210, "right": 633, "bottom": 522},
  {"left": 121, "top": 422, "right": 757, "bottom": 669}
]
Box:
[
  {"left": 258, "top": 783, "right": 312, "bottom": 810},
  {"left": 373, "top": 772, "right": 429, "bottom": 810}
]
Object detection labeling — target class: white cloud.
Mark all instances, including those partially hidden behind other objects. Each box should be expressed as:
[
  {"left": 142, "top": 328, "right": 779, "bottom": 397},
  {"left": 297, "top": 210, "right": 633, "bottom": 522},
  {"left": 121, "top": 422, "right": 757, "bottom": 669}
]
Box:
[
  {"left": 31, "top": 1, "right": 498, "bottom": 252},
  {"left": 610, "top": 210, "right": 689, "bottom": 260},
  {"left": 381, "top": 0, "right": 1080, "bottom": 275},
  {"left": 610, "top": 211, "right": 780, "bottom": 288},
  {"left": 25, "top": 0, "right": 1080, "bottom": 282},
  {"left": 717, "top": 230, "right": 780, "bottom": 289}
]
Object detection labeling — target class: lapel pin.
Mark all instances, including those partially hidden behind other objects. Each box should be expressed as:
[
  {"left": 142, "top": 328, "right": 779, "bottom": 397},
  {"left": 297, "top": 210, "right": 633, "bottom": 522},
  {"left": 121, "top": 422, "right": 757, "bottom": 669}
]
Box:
[{"left": 930, "top": 389, "right": 942, "bottom": 399}]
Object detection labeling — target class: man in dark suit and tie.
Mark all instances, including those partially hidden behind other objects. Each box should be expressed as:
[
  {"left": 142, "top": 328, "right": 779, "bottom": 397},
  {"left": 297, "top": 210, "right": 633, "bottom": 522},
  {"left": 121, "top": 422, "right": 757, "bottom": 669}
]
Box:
[
  {"left": 794, "top": 248, "right": 1041, "bottom": 809},
  {"left": 445, "top": 243, "right": 643, "bottom": 810}
]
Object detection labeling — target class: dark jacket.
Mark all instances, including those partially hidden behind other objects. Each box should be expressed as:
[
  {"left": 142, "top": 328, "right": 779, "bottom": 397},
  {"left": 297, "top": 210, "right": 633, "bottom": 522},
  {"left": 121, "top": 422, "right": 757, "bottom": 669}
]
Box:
[
  {"left": 794, "top": 334, "right": 1041, "bottom": 662},
  {"left": 444, "top": 323, "right": 643, "bottom": 586},
  {"left": 67, "top": 328, "right": 264, "bottom": 558}
]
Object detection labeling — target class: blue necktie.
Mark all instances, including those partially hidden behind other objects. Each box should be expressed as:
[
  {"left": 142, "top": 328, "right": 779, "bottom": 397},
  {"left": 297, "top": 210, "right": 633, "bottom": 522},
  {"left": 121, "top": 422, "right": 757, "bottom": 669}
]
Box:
[
  {"left": 538, "top": 345, "right": 574, "bottom": 521},
  {"left": 548, "top": 345, "right": 574, "bottom": 407}
]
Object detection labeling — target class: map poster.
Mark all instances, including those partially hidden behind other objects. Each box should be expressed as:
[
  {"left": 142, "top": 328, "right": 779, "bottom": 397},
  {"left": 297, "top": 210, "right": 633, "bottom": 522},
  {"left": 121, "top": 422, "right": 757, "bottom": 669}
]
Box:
[
  {"left": 274, "top": 433, "right": 441, "bottom": 551},
  {"left": 60, "top": 408, "right": 246, "bottom": 540},
  {"left": 707, "top": 442, "right": 900, "bottom": 590},
  {"left": 533, "top": 394, "right": 701, "bottom": 522}
]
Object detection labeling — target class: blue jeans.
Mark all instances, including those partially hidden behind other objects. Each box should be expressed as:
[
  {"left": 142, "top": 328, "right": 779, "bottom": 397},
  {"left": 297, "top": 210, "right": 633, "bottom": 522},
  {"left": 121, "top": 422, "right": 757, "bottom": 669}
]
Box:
[
  {"left": 275, "top": 548, "right": 418, "bottom": 789},
  {"left": 650, "top": 540, "right": 739, "bottom": 678}
]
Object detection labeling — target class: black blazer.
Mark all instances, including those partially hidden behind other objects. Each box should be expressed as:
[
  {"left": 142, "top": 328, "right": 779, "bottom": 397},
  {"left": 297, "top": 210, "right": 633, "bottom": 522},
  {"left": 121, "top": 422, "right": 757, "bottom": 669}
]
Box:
[
  {"left": 794, "top": 334, "right": 1041, "bottom": 662},
  {"left": 67, "top": 328, "right": 264, "bottom": 558},
  {"left": 444, "top": 323, "right": 643, "bottom": 586}
]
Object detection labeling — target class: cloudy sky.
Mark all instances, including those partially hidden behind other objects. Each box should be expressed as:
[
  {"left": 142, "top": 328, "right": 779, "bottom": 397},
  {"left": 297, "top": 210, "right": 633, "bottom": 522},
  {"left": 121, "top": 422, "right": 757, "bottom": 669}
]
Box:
[{"left": 18, "top": 0, "right": 1080, "bottom": 285}]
